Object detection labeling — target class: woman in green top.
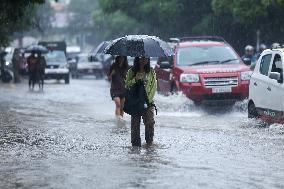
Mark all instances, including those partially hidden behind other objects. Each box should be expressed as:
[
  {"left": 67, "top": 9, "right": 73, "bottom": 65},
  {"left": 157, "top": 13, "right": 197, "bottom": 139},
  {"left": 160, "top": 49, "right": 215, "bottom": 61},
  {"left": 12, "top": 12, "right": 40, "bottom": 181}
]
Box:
[{"left": 125, "top": 57, "right": 157, "bottom": 147}]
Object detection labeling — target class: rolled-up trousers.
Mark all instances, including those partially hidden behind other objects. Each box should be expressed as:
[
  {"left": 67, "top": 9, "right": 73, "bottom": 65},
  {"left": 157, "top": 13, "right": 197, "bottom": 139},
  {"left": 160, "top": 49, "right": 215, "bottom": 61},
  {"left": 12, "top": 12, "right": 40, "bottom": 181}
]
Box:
[{"left": 131, "top": 107, "right": 155, "bottom": 147}]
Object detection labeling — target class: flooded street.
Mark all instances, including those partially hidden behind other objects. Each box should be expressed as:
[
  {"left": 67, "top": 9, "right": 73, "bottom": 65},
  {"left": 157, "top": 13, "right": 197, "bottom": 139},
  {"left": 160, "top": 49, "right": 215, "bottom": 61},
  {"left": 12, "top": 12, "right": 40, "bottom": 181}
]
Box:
[{"left": 0, "top": 79, "right": 284, "bottom": 189}]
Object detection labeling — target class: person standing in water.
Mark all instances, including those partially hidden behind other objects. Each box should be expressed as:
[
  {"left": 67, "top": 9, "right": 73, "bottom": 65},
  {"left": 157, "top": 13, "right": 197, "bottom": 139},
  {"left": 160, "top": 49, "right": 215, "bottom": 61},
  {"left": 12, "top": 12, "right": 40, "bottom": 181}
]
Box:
[
  {"left": 27, "top": 52, "right": 39, "bottom": 90},
  {"left": 125, "top": 57, "right": 157, "bottom": 147},
  {"left": 108, "top": 56, "right": 129, "bottom": 120}
]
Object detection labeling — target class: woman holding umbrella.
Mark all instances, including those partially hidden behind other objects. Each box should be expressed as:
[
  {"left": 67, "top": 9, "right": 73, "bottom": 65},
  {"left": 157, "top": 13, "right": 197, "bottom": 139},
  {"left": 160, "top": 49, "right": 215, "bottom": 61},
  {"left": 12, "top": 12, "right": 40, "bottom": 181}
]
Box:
[
  {"left": 105, "top": 35, "right": 173, "bottom": 146},
  {"left": 108, "top": 56, "right": 129, "bottom": 121},
  {"left": 125, "top": 57, "right": 157, "bottom": 147}
]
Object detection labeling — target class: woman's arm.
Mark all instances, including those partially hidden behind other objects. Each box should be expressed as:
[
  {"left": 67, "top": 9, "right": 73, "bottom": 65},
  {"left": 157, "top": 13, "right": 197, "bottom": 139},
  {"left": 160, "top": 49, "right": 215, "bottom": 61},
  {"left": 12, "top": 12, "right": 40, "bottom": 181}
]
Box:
[
  {"left": 108, "top": 65, "right": 114, "bottom": 81},
  {"left": 147, "top": 69, "right": 157, "bottom": 103},
  {"left": 125, "top": 69, "right": 136, "bottom": 88}
]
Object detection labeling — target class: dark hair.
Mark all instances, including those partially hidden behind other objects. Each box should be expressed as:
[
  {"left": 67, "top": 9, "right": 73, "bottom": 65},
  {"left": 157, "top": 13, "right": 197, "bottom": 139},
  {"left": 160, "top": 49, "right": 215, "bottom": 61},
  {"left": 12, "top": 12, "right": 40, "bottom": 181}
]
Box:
[
  {"left": 113, "top": 56, "right": 129, "bottom": 71},
  {"left": 132, "top": 57, "right": 151, "bottom": 75}
]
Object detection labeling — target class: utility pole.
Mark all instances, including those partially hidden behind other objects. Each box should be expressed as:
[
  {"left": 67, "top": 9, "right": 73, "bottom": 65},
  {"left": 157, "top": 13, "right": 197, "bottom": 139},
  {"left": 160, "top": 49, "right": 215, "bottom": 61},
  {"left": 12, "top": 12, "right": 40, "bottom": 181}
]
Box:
[{"left": 256, "top": 29, "right": 260, "bottom": 52}]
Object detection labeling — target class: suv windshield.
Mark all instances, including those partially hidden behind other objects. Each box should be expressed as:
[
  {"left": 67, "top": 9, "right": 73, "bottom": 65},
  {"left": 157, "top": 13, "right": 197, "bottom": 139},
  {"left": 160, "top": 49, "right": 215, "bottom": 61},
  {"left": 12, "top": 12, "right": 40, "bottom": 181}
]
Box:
[
  {"left": 45, "top": 50, "right": 66, "bottom": 63},
  {"left": 177, "top": 45, "right": 239, "bottom": 66}
]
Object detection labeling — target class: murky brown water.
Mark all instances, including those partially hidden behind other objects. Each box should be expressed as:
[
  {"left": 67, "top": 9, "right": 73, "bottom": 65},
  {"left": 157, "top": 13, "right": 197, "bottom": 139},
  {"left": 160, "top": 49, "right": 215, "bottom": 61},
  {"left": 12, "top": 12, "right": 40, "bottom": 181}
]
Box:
[{"left": 0, "top": 79, "right": 284, "bottom": 189}]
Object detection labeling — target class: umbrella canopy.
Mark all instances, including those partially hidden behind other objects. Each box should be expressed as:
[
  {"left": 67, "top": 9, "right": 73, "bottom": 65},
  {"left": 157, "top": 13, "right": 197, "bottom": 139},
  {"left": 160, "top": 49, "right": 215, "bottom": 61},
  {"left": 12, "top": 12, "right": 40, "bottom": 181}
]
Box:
[
  {"left": 91, "top": 41, "right": 111, "bottom": 56},
  {"left": 104, "top": 35, "right": 173, "bottom": 57},
  {"left": 25, "top": 45, "right": 48, "bottom": 54}
]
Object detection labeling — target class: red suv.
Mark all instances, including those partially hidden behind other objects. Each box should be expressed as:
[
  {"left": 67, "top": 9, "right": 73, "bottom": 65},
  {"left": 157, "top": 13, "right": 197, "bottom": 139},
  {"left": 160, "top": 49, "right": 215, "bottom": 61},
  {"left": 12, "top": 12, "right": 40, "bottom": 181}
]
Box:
[{"left": 155, "top": 36, "right": 251, "bottom": 104}]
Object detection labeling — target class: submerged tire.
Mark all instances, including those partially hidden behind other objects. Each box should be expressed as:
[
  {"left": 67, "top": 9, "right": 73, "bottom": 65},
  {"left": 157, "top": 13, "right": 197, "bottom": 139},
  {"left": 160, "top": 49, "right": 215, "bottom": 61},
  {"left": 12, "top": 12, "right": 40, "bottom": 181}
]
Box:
[{"left": 248, "top": 102, "right": 258, "bottom": 118}]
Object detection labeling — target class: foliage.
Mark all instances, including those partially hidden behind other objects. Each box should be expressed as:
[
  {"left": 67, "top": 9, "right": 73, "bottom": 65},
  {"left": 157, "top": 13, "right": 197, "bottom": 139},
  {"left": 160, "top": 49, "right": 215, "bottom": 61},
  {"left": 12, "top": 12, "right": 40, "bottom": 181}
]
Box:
[
  {"left": 0, "top": 0, "right": 46, "bottom": 47},
  {"left": 96, "top": 0, "right": 284, "bottom": 51}
]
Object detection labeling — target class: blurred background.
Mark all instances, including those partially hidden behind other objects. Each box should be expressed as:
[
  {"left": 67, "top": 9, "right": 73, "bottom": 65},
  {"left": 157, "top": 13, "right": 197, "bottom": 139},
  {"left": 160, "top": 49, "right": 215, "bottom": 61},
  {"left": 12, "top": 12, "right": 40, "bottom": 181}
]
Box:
[{"left": 1, "top": 0, "right": 284, "bottom": 53}]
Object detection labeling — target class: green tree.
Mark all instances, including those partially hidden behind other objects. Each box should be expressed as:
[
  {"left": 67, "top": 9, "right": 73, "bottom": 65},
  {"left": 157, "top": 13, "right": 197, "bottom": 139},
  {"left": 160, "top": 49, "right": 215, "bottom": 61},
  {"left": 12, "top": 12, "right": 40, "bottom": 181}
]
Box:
[
  {"left": 0, "top": 0, "right": 46, "bottom": 47},
  {"left": 212, "top": 0, "right": 284, "bottom": 50},
  {"left": 98, "top": 0, "right": 212, "bottom": 39}
]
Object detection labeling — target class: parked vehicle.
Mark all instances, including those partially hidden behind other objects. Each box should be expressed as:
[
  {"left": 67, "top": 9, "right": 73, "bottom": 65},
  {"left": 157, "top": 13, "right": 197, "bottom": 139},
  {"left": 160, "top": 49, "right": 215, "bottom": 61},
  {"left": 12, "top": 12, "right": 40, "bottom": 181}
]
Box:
[
  {"left": 4, "top": 47, "right": 14, "bottom": 70},
  {"left": 74, "top": 54, "right": 104, "bottom": 79},
  {"left": 39, "top": 41, "right": 70, "bottom": 84},
  {"left": 248, "top": 48, "right": 284, "bottom": 123},
  {"left": 0, "top": 51, "right": 13, "bottom": 83},
  {"left": 155, "top": 36, "right": 251, "bottom": 105},
  {"left": 67, "top": 46, "right": 81, "bottom": 76}
]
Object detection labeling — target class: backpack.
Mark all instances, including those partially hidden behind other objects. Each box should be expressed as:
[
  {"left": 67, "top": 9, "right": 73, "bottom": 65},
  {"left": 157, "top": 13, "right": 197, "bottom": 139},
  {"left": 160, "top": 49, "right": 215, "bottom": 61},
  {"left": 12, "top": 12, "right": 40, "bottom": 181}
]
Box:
[{"left": 123, "top": 80, "right": 149, "bottom": 116}]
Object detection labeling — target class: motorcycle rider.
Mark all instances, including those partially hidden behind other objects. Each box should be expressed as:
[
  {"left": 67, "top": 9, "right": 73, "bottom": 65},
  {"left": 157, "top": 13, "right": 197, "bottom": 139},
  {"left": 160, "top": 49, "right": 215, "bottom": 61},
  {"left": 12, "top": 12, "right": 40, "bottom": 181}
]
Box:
[
  {"left": 271, "top": 42, "right": 281, "bottom": 49},
  {"left": 256, "top": 44, "right": 267, "bottom": 59},
  {"left": 242, "top": 45, "right": 257, "bottom": 65}
]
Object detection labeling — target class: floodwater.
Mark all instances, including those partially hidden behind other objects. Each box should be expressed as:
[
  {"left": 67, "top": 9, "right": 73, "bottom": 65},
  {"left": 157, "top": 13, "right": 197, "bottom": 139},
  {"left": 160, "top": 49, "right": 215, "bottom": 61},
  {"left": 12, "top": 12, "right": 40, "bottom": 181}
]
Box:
[{"left": 0, "top": 79, "right": 284, "bottom": 189}]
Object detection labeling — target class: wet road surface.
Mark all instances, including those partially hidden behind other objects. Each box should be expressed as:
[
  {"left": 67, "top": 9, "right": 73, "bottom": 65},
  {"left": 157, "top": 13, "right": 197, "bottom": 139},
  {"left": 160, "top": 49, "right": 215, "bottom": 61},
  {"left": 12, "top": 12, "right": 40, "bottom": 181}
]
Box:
[{"left": 0, "top": 79, "right": 284, "bottom": 189}]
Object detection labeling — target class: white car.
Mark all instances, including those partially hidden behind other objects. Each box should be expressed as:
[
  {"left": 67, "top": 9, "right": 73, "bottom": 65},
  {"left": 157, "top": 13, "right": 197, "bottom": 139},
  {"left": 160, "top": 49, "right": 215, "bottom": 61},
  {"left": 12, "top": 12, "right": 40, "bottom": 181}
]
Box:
[
  {"left": 44, "top": 50, "right": 70, "bottom": 84},
  {"left": 248, "top": 48, "right": 284, "bottom": 123}
]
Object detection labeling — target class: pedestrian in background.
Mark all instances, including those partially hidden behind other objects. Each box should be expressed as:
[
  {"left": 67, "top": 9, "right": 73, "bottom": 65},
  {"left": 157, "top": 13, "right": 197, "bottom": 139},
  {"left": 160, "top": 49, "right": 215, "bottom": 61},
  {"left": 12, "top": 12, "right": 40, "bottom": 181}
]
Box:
[
  {"left": 27, "top": 52, "right": 39, "bottom": 90},
  {"left": 125, "top": 57, "right": 157, "bottom": 147},
  {"left": 37, "top": 52, "right": 46, "bottom": 90},
  {"left": 12, "top": 48, "right": 21, "bottom": 83},
  {"left": 108, "top": 56, "right": 129, "bottom": 121}
]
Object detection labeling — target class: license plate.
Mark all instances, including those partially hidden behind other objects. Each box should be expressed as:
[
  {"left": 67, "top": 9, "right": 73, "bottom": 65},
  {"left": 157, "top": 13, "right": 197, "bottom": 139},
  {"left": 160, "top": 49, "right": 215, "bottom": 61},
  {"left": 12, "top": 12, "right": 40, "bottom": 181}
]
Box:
[{"left": 212, "top": 87, "right": 232, "bottom": 93}]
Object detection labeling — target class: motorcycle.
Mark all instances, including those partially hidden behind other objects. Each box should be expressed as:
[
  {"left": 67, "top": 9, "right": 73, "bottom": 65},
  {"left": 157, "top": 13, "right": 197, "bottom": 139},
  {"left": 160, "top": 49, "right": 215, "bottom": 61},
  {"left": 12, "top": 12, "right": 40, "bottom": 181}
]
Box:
[
  {"left": 0, "top": 68, "right": 13, "bottom": 83},
  {"left": 0, "top": 51, "right": 13, "bottom": 83}
]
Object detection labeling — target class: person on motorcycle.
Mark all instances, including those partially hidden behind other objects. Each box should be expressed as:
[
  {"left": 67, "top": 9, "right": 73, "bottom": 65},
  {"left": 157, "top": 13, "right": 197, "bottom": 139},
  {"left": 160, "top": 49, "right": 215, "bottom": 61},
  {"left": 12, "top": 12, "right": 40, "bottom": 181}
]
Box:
[
  {"left": 242, "top": 45, "right": 257, "bottom": 65},
  {"left": 271, "top": 42, "right": 281, "bottom": 49},
  {"left": 255, "top": 44, "right": 267, "bottom": 59}
]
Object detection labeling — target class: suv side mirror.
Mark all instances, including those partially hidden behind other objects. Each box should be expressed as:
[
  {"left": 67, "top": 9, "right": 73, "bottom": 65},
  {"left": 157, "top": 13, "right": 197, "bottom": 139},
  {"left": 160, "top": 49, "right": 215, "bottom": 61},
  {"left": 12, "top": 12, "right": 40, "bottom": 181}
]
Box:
[
  {"left": 269, "top": 72, "right": 281, "bottom": 82},
  {"left": 159, "top": 61, "right": 172, "bottom": 69},
  {"left": 243, "top": 57, "right": 251, "bottom": 65}
]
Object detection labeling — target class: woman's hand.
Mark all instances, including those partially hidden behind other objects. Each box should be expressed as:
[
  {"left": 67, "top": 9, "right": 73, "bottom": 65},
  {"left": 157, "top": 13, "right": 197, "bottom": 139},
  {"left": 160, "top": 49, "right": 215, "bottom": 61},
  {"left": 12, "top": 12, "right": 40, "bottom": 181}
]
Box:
[{"left": 135, "top": 73, "right": 145, "bottom": 81}]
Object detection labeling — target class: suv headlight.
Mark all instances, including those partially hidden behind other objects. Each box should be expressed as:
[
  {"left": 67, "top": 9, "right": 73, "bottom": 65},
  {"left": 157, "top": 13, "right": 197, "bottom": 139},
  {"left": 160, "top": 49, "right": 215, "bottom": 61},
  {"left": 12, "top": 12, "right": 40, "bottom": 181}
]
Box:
[
  {"left": 241, "top": 71, "right": 253, "bottom": 80},
  {"left": 180, "top": 73, "right": 199, "bottom": 83}
]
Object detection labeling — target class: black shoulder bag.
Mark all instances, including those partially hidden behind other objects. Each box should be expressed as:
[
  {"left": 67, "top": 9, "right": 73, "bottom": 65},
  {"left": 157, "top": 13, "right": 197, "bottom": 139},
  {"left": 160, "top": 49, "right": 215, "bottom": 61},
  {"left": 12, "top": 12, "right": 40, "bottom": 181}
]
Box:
[{"left": 123, "top": 80, "right": 149, "bottom": 116}]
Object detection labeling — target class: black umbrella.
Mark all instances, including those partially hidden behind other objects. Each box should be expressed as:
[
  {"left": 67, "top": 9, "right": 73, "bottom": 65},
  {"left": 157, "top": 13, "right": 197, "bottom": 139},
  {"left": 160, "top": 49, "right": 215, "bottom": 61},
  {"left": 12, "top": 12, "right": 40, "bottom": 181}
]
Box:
[
  {"left": 91, "top": 41, "right": 111, "bottom": 56},
  {"left": 104, "top": 35, "right": 174, "bottom": 57},
  {"left": 25, "top": 45, "right": 48, "bottom": 54}
]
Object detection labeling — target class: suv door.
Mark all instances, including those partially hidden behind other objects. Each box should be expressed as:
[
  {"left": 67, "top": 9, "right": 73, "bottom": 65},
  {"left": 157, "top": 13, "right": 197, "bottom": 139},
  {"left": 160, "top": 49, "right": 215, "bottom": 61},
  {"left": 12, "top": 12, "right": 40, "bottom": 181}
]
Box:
[
  {"left": 266, "top": 53, "right": 284, "bottom": 114},
  {"left": 250, "top": 52, "right": 273, "bottom": 110}
]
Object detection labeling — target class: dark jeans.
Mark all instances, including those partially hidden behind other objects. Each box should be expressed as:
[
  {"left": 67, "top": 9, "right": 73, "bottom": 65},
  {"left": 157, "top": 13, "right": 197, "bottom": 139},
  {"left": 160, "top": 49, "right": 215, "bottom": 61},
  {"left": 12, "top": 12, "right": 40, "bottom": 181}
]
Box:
[{"left": 131, "top": 107, "right": 155, "bottom": 147}]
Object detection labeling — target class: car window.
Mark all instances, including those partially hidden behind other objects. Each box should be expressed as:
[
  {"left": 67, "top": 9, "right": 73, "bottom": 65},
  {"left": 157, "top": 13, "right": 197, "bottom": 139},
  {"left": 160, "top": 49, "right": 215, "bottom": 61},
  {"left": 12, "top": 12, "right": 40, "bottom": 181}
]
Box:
[
  {"left": 177, "top": 46, "right": 239, "bottom": 66},
  {"left": 271, "top": 54, "right": 283, "bottom": 73},
  {"left": 45, "top": 50, "right": 66, "bottom": 64},
  {"left": 157, "top": 56, "right": 173, "bottom": 65},
  {"left": 259, "top": 54, "right": 272, "bottom": 76},
  {"left": 78, "top": 56, "right": 89, "bottom": 63}
]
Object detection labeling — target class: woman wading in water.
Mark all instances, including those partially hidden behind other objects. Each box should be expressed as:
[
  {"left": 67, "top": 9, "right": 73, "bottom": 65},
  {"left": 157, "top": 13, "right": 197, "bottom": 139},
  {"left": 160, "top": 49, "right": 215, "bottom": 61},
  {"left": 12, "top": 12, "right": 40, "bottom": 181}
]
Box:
[
  {"left": 108, "top": 56, "right": 129, "bottom": 120},
  {"left": 125, "top": 57, "right": 157, "bottom": 146}
]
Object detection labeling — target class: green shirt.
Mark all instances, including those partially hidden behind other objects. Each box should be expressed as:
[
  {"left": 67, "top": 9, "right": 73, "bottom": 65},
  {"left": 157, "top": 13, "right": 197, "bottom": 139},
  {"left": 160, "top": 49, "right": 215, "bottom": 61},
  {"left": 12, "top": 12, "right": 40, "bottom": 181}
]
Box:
[{"left": 125, "top": 68, "right": 157, "bottom": 104}]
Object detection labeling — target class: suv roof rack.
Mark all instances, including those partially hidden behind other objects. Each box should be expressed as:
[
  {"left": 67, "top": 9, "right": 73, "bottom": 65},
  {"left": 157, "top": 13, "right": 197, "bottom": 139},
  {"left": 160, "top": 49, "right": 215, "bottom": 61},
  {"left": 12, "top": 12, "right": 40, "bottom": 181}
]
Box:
[{"left": 169, "top": 36, "right": 227, "bottom": 44}]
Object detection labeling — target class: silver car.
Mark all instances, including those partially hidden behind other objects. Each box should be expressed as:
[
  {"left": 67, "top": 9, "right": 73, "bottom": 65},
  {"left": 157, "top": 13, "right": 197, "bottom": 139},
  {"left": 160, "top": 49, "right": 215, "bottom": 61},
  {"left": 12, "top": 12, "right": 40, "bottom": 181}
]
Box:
[{"left": 74, "top": 54, "right": 104, "bottom": 79}]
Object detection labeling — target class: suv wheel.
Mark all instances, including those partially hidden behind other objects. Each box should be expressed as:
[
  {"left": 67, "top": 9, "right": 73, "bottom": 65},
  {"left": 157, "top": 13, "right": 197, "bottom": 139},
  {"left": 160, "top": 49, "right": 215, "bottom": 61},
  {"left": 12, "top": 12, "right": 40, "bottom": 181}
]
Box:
[{"left": 248, "top": 102, "right": 258, "bottom": 118}]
